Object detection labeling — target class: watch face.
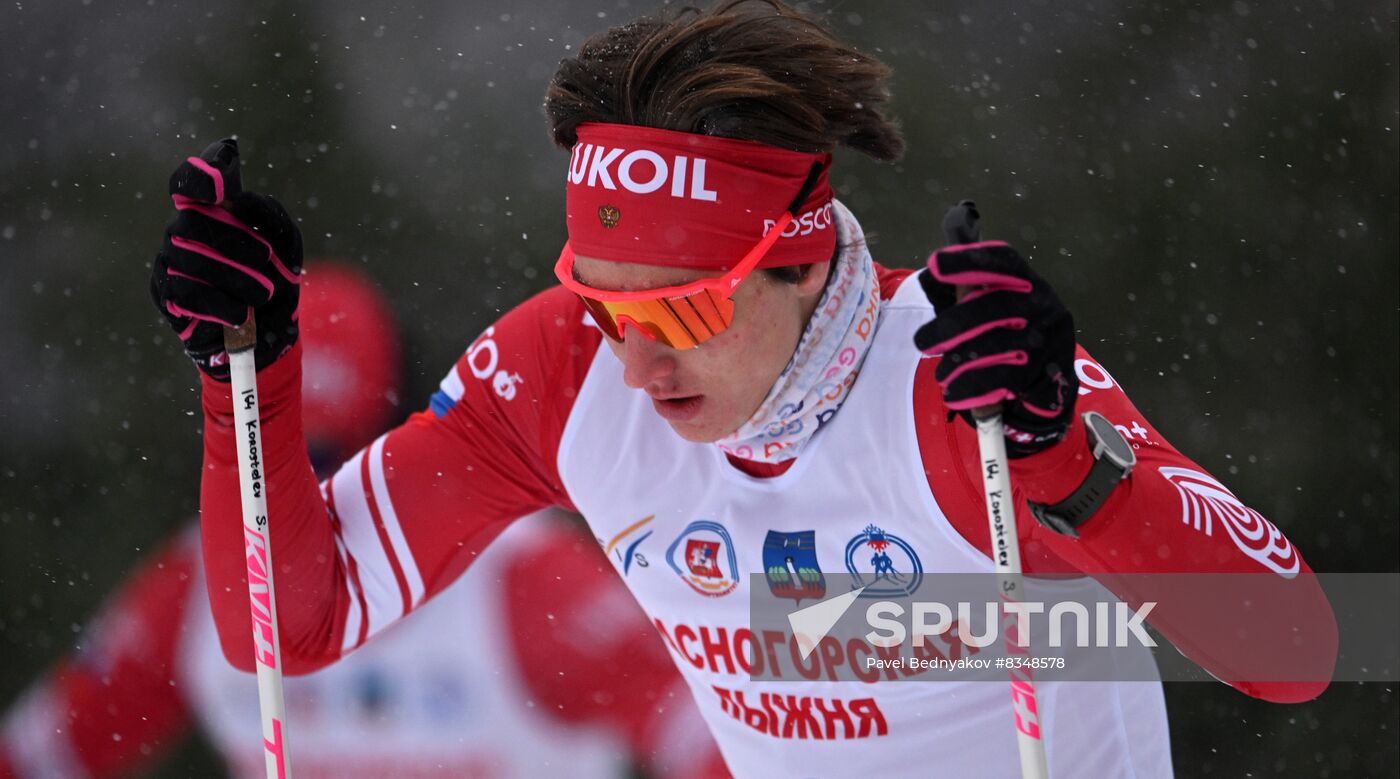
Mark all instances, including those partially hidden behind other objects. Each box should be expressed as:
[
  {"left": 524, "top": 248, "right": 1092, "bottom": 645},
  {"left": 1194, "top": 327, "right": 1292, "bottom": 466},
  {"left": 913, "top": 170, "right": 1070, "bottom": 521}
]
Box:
[{"left": 1085, "top": 411, "right": 1136, "bottom": 468}]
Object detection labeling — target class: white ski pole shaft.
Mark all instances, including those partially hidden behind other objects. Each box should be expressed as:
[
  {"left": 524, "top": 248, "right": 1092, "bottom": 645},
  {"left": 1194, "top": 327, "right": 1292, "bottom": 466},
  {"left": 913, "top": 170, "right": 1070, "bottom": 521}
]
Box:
[
  {"left": 944, "top": 199, "right": 1048, "bottom": 778},
  {"left": 974, "top": 411, "right": 1049, "bottom": 779},
  {"left": 225, "top": 321, "right": 293, "bottom": 779}
]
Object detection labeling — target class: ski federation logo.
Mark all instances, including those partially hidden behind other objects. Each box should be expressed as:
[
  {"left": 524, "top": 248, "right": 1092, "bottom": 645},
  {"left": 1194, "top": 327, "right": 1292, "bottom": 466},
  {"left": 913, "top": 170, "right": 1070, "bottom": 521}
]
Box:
[
  {"left": 844, "top": 524, "right": 923, "bottom": 598},
  {"left": 600, "top": 514, "right": 654, "bottom": 575},
  {"left": 1159, "top": 467, "right": 1300, "bottom": 577},
  {"left": 667, "top": 520, "right": 740, "bottom": 597},
  {"left": 762, "top": 530, "right": 826, "bottom": 604}
]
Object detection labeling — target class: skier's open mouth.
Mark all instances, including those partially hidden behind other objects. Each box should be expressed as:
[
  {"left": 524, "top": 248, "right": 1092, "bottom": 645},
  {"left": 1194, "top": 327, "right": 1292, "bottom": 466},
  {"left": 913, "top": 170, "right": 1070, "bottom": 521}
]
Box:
[{"left": 651, "top": 395, "right": 705, "bottom": 422}]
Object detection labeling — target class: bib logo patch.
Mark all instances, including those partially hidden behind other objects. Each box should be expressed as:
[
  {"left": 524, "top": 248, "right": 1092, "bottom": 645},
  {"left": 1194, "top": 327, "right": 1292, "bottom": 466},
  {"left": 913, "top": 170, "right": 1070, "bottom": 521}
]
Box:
[
  {"left": 845, "top": 524, "right": 923, "bottom": 598},
  {"left": 762, "top": 530, "right": 825, "bottom": 604},
  {"left": 600, "top": 514, "right": 653, "bottom": 575},
  {"left": 667, "top": 520, "right": 740, "bottom": 597}
]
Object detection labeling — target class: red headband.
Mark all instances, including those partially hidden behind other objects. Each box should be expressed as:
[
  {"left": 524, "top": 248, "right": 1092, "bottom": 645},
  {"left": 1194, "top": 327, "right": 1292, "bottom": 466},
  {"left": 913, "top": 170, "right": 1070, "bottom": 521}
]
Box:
[{"left": 565, "top": 123, "right": 834, "bottom": 270}]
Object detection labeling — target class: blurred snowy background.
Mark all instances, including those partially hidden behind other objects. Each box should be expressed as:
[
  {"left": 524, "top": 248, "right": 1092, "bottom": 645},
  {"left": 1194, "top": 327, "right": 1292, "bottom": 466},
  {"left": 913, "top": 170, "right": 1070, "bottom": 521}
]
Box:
[{"left": 1, "top": 0, "right": 1396, "bottom": 775}]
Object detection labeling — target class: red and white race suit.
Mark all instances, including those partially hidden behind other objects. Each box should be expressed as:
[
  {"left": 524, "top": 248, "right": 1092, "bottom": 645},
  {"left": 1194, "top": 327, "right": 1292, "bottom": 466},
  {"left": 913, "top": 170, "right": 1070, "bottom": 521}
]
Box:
[
  {"left": 180, "top": 266, "right": 1335, "bottom": 778},
  {"left": 0, "top": 513, "right": 726, "bottom": 779}
]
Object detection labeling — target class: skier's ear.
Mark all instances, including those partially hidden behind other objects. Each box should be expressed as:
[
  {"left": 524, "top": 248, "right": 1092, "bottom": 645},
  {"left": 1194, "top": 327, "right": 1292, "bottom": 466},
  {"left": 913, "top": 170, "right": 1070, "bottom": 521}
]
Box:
[{"left": 795, "top": 260, "right": 831, "bottom": 298}]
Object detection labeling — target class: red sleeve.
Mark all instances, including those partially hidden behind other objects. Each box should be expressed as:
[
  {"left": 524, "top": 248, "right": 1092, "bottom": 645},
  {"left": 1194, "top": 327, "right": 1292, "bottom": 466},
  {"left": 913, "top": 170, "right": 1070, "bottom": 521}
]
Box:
[
  {"left": 198, "top": 286, "right": 601, "bottom": 673},
  {"left": 916, "top": 346, "right": 1338, "bottom": 703},
  {"left": 501, "top": 518, "right": 729, "bottom": 779},
  {"left": 0, "top": 534, "right": 197, "bottom": 778}
]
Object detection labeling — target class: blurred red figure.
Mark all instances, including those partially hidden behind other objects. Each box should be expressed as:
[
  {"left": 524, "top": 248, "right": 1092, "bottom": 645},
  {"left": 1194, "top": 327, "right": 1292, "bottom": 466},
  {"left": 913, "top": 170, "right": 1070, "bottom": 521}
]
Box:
[{"left": 0, "top": 263, "right": 726, "bottom": 779}]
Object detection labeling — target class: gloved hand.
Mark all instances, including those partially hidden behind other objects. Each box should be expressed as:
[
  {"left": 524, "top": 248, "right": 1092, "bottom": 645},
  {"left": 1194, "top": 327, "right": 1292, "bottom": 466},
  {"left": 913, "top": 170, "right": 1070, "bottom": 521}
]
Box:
[
  {"left": 150, "top": 138, "right": 302, "bottom": 380},
  {"left": 914, "top": 237, "right": 1078, "bottom": 458}
]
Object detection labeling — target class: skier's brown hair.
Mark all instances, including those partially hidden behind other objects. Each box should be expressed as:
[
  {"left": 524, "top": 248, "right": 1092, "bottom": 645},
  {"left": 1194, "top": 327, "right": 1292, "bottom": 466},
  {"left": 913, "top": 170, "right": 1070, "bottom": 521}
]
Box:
[
  {"left": 544, "top": 0, "right": 903, "bottom": 161},
  {"left": 544, "top": 0, "right": 903, "bottom": 283}
]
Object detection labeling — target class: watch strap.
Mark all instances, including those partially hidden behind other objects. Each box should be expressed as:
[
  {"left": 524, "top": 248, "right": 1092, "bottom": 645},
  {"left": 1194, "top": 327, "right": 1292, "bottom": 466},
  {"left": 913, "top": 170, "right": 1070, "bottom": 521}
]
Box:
[{"left": 1028, "top": 412, "right": 1134, "bottom": 537}]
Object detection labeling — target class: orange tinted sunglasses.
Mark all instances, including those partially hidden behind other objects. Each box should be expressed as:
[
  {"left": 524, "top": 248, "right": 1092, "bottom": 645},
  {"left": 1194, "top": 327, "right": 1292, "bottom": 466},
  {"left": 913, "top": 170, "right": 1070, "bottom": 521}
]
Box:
[{"left": 555, "top": 163, "right": 823, "bottom": 350}]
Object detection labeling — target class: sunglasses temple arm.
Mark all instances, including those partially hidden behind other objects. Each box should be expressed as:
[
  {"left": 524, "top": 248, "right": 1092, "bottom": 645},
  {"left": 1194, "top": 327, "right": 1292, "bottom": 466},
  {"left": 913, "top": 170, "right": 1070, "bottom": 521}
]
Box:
[{"left": 785, "top": 161, "right": 824, "bottom": 215}]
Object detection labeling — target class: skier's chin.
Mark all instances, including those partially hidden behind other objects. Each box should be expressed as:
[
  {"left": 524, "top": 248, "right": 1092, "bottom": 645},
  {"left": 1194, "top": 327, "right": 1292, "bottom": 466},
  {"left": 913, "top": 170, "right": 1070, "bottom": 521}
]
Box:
[
  {"left": 664, "top": 417, "right": 724, "bottom": 444},
  {"left": 655, "top": 400, "right": 737, "bottom": 444}
]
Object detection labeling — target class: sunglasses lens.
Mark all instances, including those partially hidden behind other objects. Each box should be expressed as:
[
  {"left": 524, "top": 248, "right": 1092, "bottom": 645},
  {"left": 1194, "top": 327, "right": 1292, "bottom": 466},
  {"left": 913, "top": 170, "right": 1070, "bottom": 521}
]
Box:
[
  {"left": 578, "top": 296, "right": 624, "bottom": 341},
  {"left": 581, "top": 290, "right": 734, "bottom": 349}
]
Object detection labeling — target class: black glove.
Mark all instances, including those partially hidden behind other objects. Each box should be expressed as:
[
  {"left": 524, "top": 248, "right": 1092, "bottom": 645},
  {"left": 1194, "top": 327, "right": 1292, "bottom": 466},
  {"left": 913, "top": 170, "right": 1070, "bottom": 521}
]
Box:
[
  {"left": 150, "top": 138, "right": 302, "bottom": 380},
  {"left": 913, "top": 235, "right": 1078, "bottom": 458}
]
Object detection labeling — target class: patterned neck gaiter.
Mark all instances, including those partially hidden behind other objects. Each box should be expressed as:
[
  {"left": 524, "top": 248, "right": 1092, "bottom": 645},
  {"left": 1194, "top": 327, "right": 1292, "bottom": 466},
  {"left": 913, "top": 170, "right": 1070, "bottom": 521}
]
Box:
[{"left": 716, "top": 200, "right": 882, "bottom": 464}]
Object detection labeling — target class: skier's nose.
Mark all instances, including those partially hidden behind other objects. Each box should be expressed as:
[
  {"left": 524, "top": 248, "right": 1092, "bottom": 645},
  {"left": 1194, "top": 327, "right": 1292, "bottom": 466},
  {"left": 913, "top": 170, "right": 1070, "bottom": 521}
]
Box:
[{"left": 618, "top": 323, "right": 677, "bottom": 390}]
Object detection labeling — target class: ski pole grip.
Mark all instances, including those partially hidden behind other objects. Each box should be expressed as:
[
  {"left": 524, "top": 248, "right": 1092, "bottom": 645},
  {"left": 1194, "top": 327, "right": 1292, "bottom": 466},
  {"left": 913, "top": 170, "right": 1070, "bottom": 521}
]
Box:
[
  {"left": 942, "top": 199, "right": 981, "bottom": 246},
  {"left": 941, "top": 200, "right": 1000, "bottom": 420},
  {"left": 224, "top": 320, "right": 257, "bottom": 352},
  {"left": 206, "top": 149, "right": 255, "bottom": 355},
  {"left": 942, "top": 199, "right": 983, "bottom": 306}
]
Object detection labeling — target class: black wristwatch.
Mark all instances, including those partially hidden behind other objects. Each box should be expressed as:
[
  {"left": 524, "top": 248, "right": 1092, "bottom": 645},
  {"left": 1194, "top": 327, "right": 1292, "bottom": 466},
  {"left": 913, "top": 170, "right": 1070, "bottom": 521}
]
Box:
[{"left": 1027, "top": 411, "right": 1136, "bottom": 537}]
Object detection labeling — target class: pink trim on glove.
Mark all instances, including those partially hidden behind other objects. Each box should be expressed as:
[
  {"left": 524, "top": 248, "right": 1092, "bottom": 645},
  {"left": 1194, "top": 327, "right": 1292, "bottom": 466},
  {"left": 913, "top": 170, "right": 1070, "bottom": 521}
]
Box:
[
  {"left": 1019, "top": 399, "right": 1062, "bottom": 418},
  {"left": 921, "top": 317, "right": 1027, "bottom": 356},
  {"left": 186, "top": 156, "right": 225, "bottom": 203},
  {"left": 945, "top": 387, "right": 1016, "bottom": 411},
  {"left": 939, "top": 350, "right": 1030, "bottom": 411},
  {"left": 929, "top": 240, "right": 1033, "bottom": 293},
  {"left": 166, "top": 266, "right": 211, "bottom": 285},
  {"left": 170, "top": 235, "right": 275, "bottom": 298},
  {"left": 171, "top": 199, "right": 301, "bottom": 285},
  {"left": 165, "top": 299, "right": 242, "bottom": 328}
]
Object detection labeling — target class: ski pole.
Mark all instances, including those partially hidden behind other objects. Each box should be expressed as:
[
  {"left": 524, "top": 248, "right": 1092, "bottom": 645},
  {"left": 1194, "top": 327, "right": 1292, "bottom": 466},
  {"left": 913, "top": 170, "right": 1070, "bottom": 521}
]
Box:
[
  {"left": 944, "top": 201, "right": 1049, "bottom": 779},
  {"left": 225, "top": 317, "right": 293, "bottom": 779}
]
